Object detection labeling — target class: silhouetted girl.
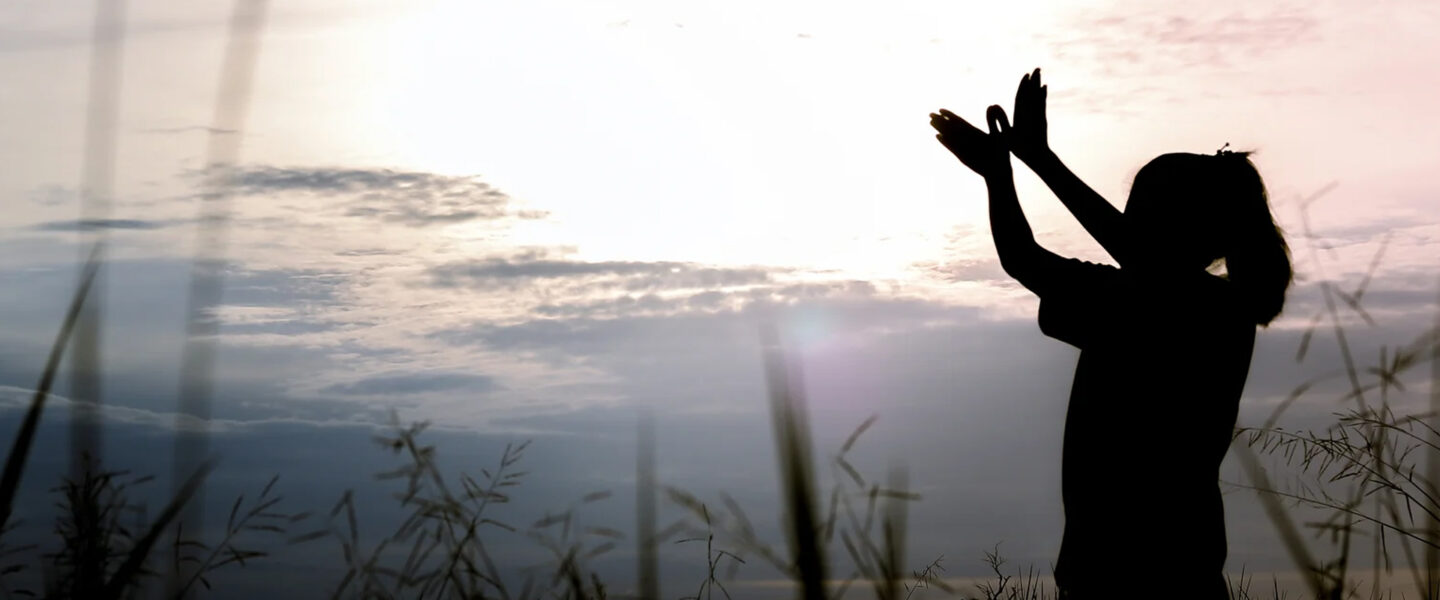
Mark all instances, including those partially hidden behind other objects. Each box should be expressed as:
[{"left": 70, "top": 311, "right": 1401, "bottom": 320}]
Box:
[{"left": 930, "top": 69, "right": 1291, "bottom": 599}]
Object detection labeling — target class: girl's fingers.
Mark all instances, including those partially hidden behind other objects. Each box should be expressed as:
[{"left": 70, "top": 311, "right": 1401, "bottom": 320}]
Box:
[
  {"left": 933, "top": 109, "right": 998, "bottom": 146},
  {"left": 1015, "top": 76, "right": 1028, "bottom": 115},
  {"left": 938, "top": 112, "right": 977, "bottom": 133},
  {"left": 987, "top": 105, "right": 1010, "bottom": 135}
]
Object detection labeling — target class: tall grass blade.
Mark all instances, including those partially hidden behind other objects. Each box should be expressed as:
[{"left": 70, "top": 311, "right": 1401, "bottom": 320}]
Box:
[
  {"left": 70, "top": 0, "right": 129, "bottom": 486},
  {"left": 1234, "top": 442, "right": 1326, "bottom": 597},
  {"left": 100, "top": 460, "right": 215, "bottom": 600},
  {"left": 760, "top": 322, "right": 827, "bottom": 600},
  {"left": 67, "top": 4, "right": 129, "bottom": 593},
  {"left": 1426, "top": 278, "right": 1440, "bottom": 596},
  {"left": 841, "top": 416, "right": 878, "bottom": 455},
  {"left": 636, "top": 410, "right": 659, "bottom": 600},
  {"left": 168, "top": 0, "right": 270, "bottom": 595},
  {"left": 877, "top": 467, "right": 908, "bottom": 600},
  {"left": 0, "top": 247, "right": 102, "bottom": 532}
]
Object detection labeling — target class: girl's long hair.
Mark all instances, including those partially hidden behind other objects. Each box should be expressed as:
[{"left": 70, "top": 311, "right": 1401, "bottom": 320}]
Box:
[
  {"left": 1218, "top": 151, "right": 1291, "bottom": 326},
  {"left": 1128, "top": 152, "right": 1293, "bottom": 326}
]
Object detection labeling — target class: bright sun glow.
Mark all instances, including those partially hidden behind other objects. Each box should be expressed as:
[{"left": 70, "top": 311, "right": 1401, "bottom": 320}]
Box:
[{"left": 370, "top": 0, "right": 1097, "bottom": 278}]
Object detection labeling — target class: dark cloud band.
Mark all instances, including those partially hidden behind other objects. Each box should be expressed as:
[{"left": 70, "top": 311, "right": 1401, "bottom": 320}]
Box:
[{"left": 222, "top": 166, "right": 527, "bottom": 227}]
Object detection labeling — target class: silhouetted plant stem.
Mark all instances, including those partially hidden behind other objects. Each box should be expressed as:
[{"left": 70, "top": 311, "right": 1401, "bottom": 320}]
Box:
[
  {"left": 0, "top": 246, "right": 102, "bottom": 534},
  {"left": 637, "top": 410, "right": 659, "bottom": 600},
  {"left": 761, "top": 322, "right": 827, "bottom": 600}
]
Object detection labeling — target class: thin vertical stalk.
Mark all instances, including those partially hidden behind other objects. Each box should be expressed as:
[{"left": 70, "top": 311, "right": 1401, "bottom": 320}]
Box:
[
  {"left": 761, "top": 322, "right": 827, "bottom": 600},
  {"left": 167, "top": 0, "right": 270, "bottom": 596},
  {"left": 70, "top": 0, "right": 128, "bottom": 481},
  {"left": 69, "top": 1, "right": 128, "bottom": 594},
  {"left": 636, "top": 410, "right": 659, "bottom": 600},
  {"left": 1427, "top": 278, "right": 1440, "bottom": 597},
  {"left": 0, "top": 249, "right": 103, "bottom": 533}
]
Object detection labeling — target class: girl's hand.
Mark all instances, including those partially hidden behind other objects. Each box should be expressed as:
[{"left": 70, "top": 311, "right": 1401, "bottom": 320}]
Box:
[
  {"left": 931, "top": 106, "right": 1012, "bottom": 179},
  {"left": 1009, "top": 68, "right": 1049, "bottom": 164}
]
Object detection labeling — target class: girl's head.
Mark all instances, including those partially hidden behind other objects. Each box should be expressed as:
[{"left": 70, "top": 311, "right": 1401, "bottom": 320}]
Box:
[{"left": 1123, "top": 151, "right": 1292, "bottom": 326}]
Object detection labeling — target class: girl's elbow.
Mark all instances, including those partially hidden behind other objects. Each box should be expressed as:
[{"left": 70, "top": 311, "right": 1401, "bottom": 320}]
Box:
[
  {"left": 996, "top": 249, "right": 1048, "bottom": 292},
  {"left": 995, "top": 241, "right": 1031, "bottom": 272},
  {"left": 997, "top": 255, "right": 1034, "bottom": 284}
]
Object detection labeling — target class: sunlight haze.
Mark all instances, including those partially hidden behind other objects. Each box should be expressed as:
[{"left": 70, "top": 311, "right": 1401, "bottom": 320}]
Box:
[{"left": 1, "top": 0, "right": 1438, "bottom": 596}]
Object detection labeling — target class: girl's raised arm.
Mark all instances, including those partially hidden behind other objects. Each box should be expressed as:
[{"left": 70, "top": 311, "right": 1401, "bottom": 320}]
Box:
[
  {"left": 1008, "top": 69, "right": 1137, "bottom": 267},
  {"left": 931, "top": 105, "right": 1065, "bottom": 293}
]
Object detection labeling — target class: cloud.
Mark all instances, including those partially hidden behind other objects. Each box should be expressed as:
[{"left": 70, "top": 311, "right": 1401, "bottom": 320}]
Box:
[
  {"left": 27, "top": 185, "right": 74, "bottom": 206},
  {"left": 915, "top": 225, "right": 1023, "bottom": 286},
  {"left": 223, "top": 267, "right": 346, "bottom": 306},
  {"left": 224, "top": 166, "right": 536, "bottom": 227},
  {"left": 1046, "top": 6, "right": 1319, "bottom": 78},
  {"left": 334, "top": 248, "right": 402, "bottom": 257},
  {"left": 320, "top": 372, "right": 502, "bottom": 396},
  {"left": 527, "top": 282, "right": 877, "bottom": 320},
  {"left": 435, "top": 291, "right": 977, "bottom": 369},
  {"left": 30, "top": 218, "right": 172, "bottom": 232},
  {"left": 0, "top": 385, "right": 370, "bottom": 434},
  {"left": 1300, "top": 215, "right": 1431, "bottom": 251},
  {"left": 532, "top": 293, "right": 702, "bottom": 319},
  {"left": 141, "top": 125, "right": 239, "bottom": 135},
  {"left": 1274, "top": 269, "right": 1439, "bottom": 332},
  {"left": 1148, "top": 12, "right": 1316, "bottom": 51},
  {"left": 918, "top": 256, "right": 1010, "bottom": 285},
  {"left": 427, "top": 256, "right": 777, "bottom": 291}
]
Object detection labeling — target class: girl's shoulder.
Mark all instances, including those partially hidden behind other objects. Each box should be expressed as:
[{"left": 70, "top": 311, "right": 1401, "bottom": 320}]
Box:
[{"left": 1116, "top": 268, "right": 1248, "bottom": 318}]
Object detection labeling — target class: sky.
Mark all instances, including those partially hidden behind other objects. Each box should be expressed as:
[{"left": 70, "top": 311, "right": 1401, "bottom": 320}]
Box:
[{"left": 2, "top": 0, "right": 1440, "bottom": 597}]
